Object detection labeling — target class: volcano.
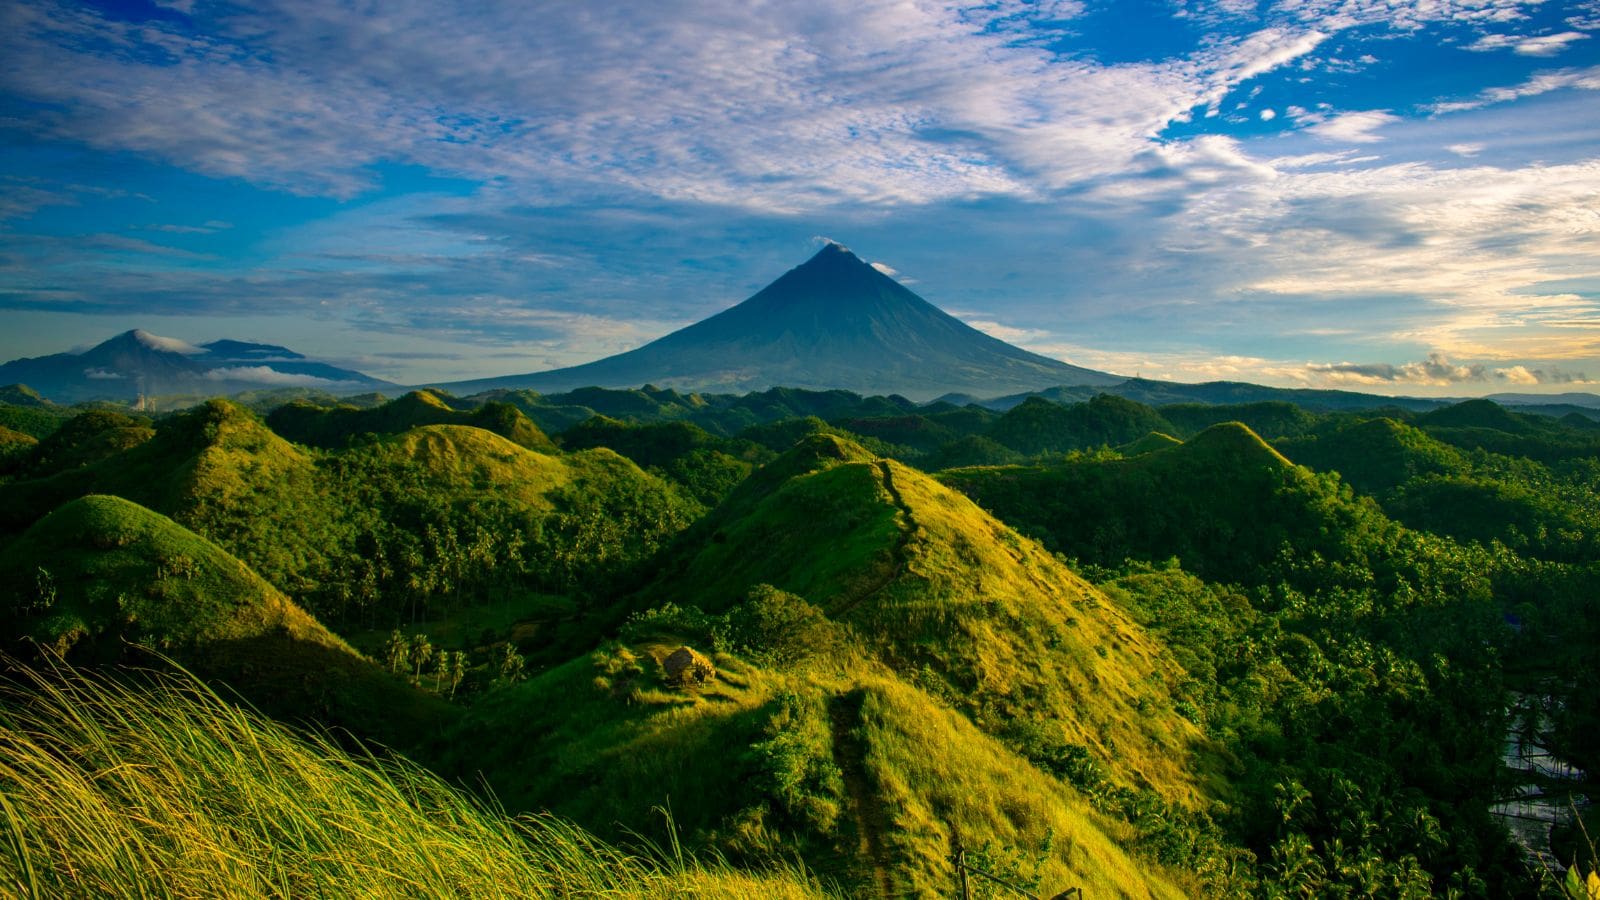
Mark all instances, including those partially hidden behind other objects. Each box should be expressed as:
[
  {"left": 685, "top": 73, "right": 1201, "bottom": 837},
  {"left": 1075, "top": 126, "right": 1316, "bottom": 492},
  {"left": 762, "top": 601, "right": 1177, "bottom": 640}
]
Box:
[
  {"left": 435, "top": 243, "right": 1121, "bottom": 400},
  {"left": 0, "top": 330, "right": 392, "bottom": 403}
]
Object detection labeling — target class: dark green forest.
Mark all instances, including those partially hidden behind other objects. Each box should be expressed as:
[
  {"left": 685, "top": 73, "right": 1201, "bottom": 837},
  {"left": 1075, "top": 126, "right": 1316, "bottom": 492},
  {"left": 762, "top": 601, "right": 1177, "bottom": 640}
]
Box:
[{"left": 2, "top": 382, "right": 1596, "bottom": 898}]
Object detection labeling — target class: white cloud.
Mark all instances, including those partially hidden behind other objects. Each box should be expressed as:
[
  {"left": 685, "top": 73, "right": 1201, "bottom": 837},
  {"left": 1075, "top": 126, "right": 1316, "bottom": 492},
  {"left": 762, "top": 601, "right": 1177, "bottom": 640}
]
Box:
[
  {"left": 1305, "top": 354, "right": 1594, "bottom": 386},
  {"left": 0, "top": 0, "right": 1333, "bottom": 208},
  {"left": 2, "top": 0, "right": 1598, "bottom": 390},
  {"left": 200, "top": 366, "right": 358, "bottom": 387},
  {"left": 1428, "top": 64, "right": 1600, "bottom": 114},
  {"left": 958, "top": 317, "right": 1053, "bottom": 344},
  {"left": 1180, "top": 156, "right": 1600, "bottom": 363},
  {"left": 1306, "top": 110, "right": 1401, "bottom": 143},
  {"left": 1267, "top": 149, "right": 1380, "bottom": 168},
  {"left": 1467, "top": 30, "right": 1591, "bottom": 56},
  {"left": 1495, "top": 365, "right": 1541, "bottom": 385},
  {"left": 1447, "top": 142, "right": 1485, "bottom": 156},
  {"left": 131, "top": 329, "right": 203, "bottom": 355},
  {"left": 997, "top": 341, "right": 1593, "bottom": 391}
]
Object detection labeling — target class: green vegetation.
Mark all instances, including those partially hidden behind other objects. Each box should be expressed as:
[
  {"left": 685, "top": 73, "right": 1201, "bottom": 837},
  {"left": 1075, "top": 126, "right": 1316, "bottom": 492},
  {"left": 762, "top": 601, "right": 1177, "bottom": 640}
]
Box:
[
  {"left": 1278, "top": 415, "right": 1600, "bottom": 563},
  {"left": 940, "top": 422, "right": 1569, "bottom": 893},
  {"left": 0, "top": 401, "right": 697, "bottom": 632},
  {"left": 2, "top": 387, "right": 1597, "bottom": 897},
  {"left": 988, "top": 394, "right": 1174, "bottom": 456},
  {"left": 0, "top": 660, "right": 826, "bottom": 899},
  {"left": 0, "top": 493, "right": 451, "bottom": 748},
  {"left": 1118, "top": 431, "right": 1183, "bottom": 456},
  {"left": 267, "top": 390, "right": 557, "bottom": 452},
  {"left": 444, "top": 613, "right": 1192, "bottom": 898},
  {"left": 0, "top": 494, "right": 341, "bottom": 656},
  {"left": 559, "top": 416, "right": 772, "bottom": 505},
  {"left": 13, "top": 409, "right": 154, "bottom": 478},
  {"left": 648, "top": 435, "right": 1208, "bottom": 808},
  {"left": 0, "top": 425, "right": 36, "bottom": 475}
]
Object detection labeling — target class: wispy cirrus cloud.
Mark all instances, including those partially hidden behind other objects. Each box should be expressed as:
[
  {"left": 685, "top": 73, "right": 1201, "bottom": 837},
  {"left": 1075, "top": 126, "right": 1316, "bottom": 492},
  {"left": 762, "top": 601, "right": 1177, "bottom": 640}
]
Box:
[
  {"left": 1466, "top": 30, "right": 1591, "bottom": 55},
  {"left": 1428, "top": 63, "right": 1600, "bottom": 113},
  {"left": 0, "top": 0, "right": 1466, "bottom": 209}
]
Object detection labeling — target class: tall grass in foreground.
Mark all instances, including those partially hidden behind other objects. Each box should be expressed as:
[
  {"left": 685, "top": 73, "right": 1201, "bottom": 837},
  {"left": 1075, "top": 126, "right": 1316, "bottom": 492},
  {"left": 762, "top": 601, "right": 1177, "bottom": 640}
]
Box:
[{"left": 0, "top": 661, "right": 826, "bottom": 899}]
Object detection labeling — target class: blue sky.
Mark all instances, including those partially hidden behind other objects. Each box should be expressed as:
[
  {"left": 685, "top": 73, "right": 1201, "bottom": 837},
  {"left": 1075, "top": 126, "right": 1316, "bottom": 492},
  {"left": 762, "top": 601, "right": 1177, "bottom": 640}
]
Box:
[{"left": 1, "top": 0, "right": 1598, "bottom": 394}]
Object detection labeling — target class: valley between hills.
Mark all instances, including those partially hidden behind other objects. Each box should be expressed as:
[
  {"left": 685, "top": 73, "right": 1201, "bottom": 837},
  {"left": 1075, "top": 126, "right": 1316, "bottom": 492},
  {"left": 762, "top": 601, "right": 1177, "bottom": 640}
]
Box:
[{"left": 2, "top": 377, "right": 1598, "bottom": 898}]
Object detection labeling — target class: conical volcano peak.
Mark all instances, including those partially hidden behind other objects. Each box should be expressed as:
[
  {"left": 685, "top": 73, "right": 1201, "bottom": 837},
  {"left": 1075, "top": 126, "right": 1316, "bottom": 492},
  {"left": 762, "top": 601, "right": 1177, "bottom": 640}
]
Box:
[
  {"left": 431, "top": 242, "right": 1124, "bottom": 399},
  {"left": 799, "top": 240, "right": 876, "bottom": 273}
]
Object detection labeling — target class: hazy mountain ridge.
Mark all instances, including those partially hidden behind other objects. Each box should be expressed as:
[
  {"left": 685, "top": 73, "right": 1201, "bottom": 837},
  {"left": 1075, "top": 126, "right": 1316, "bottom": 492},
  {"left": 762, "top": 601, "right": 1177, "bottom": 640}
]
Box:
[{"left": 0, "top": 329, "right": 392, "bottom": 403}]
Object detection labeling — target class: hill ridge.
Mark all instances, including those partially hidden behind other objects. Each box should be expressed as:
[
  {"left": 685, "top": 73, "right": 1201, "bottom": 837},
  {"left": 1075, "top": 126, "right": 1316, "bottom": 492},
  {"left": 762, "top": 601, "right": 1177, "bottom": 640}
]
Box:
[{"left": 649, "top": 438, "right": 1205, "bottom": 805}]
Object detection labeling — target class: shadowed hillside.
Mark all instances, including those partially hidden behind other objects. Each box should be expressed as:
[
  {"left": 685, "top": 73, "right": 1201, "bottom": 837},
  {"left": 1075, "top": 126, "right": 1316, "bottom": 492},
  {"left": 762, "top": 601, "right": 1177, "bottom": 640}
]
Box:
[
  {"left": 987, "top": 394, "right": 1175, "bottom": 456},
  {"left": 0, "top": 494, "right": 343, "bottom": 657},
  {"left": 0, "top": 495, "right": 450, "bottom": 746},
  {"left": 940, "top": 422, "right": 1368, "bottom": 585},
  {"left": 1276, "top": 417, "right": 1468, "bottom": 497},
  {"left": 267, "top": 390, "right": 556, "bottom": 452}
]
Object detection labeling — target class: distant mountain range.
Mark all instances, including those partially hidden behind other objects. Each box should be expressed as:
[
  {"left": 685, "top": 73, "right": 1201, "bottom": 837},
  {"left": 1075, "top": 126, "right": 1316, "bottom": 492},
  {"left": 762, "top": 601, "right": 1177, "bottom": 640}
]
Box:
[
  {"left": 4, "top": 246, "right": 1597, "bottom": 412},
  {"left": 0, "top": 330, "right": 391, "bottom": 403},
  {"left": 429, "top": 242, "right": 1123, "bottom": 401}
]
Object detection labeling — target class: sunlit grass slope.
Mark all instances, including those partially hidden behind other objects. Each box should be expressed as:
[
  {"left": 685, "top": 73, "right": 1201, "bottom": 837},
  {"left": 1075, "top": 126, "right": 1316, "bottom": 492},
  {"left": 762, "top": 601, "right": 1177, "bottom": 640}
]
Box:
[
  {"left": 444, "top": 637, "right": 1192, "bottom": 899},
  {"left": 649, "top": 434, "right": 1206, "bottom": 807},
  {"left": 0, "top": 399, "right": 314, "bottom": 535},
  {"left": 384, "top": 422, "right": 693, "bottom": 513},
  {"left": 1118, "top": 431, "right": 1183, "bottom": 456},
  {"left": 0, "top": 401, "right": 697, "bottom": 622},
  {"left": 0, "top": 494, "right": 341, "bottom": 656},
  {"left": 852, "top": 673, "right": 1191, "bottom": 899},
  {"left": 0, "top": 661, "right": 825, "bottom": 899},
  {"left": 384, "top": 424, "right": 576, "bottom": 508}
]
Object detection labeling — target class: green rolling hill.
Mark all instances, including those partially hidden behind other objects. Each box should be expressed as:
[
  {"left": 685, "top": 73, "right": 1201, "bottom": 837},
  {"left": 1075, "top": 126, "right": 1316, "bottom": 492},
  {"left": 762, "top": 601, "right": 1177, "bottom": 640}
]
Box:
[
  {"left": 267, "top": 389, "right": 557, "bottom": 452},
  {"left": 647, "top": 434, "right": 1210, "bottom": 805}
]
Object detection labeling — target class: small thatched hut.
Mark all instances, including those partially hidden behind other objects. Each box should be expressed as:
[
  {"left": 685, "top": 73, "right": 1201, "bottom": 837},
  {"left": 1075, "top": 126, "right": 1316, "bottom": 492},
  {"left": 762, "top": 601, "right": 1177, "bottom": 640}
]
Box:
[{"left": 662, "top": 646, "right": 715, "bottom": 686}]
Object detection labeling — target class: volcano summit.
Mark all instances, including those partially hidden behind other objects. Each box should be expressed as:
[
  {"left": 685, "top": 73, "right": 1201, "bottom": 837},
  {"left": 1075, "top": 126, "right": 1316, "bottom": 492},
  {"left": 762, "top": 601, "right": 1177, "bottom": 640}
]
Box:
[{"left": 436, "top": 243, "right": 1121, "bottom": 400}]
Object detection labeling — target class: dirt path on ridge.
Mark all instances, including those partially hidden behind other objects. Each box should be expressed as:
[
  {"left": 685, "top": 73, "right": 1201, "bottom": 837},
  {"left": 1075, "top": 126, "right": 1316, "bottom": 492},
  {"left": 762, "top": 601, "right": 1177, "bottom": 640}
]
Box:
[{"left": 829, "top": 689, "right": 897, "bottom": 898}]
